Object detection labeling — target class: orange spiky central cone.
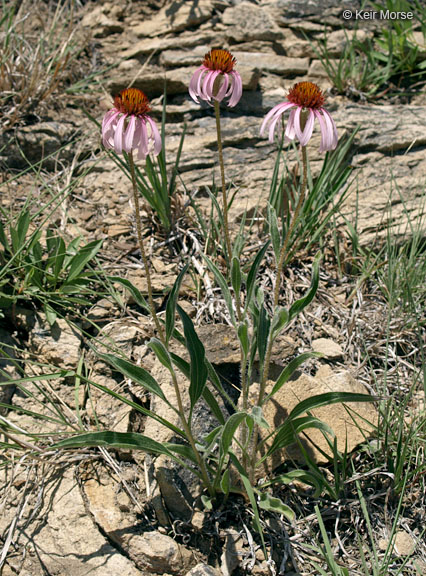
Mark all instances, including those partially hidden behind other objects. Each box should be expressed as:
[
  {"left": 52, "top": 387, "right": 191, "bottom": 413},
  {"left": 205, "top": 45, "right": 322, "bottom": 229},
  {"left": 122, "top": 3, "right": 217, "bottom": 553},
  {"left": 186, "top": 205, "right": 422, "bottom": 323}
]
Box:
[
  {"left": 114, "top": 88, "right": 151, "bottom": 116},
  {"left": 203, "top": 49, "right": 236, "bottom": 73},
  {"left": 287, "top": 82, "right": 325, "bottom": 109}
]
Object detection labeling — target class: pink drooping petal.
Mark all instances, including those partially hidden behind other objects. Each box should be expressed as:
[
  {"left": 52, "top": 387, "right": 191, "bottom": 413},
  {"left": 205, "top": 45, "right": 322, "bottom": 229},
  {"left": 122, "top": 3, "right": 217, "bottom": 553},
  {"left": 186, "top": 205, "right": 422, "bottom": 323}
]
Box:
[
  {"left": 102, "top": 110, "right": 120, "bottom": 148},
  {"left": 268, "top": 108, "right": 288, "bottom": 143},
  {"left": 321, "top": 108, "right": 338, "bottom": 151},
  {"left": 146, "top": 116, "right": 162, "bottom": 156},
  {"left": 215, "top": 73, "right": 230, "bottom": 102},
  {"left": 260, "top": 101, "right": 294, "bottom": 137},
  {"left": 284, "top": 108, "right": 297, "bottom": 142},
  {"left": 298, "top": 109, "right": 315, "bottom": 147},
  {"left": 228, "top": 71, "right": 242, "bottom": 107},
  {"left": 102, "top": 109, "right": 118, "bottom": 134},
  {"left": 293, "top": 107, "right": 315, "bottom": 147},
  {"left": 102, "top": 122, "right": 116, "bottom": 149},
  {"left": 197, "top": 68, "right": 208, "bottom": 100},
  {"left": 132, "top": 117, "right": 142, "bottom": 150},
  {"left": 199, "top": 70, "right": 211, "bottom": 101},
  {"left": 313, "top": 110, "right": 328, "bottom": 152},
  {"left": 204, "top": 70, "right": 219, "bottom": 102},
  {"left": 113, "top": 114, "right": 127, "bottom": 154},
  {"left": 138, "top": 119, "right": 149, "bottom": 160},
  {"left": 189, "top": 66, "right": 205, "bottom": 103},
  {"left": 123, "top": 115, "right": 136, "bottom": 153}
]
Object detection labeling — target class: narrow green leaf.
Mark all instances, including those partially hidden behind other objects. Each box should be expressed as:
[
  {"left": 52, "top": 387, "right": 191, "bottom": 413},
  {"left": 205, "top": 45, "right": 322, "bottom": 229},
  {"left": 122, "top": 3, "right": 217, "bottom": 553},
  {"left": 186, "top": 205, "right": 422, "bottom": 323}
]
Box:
[
  {"left": 16, "top": 210, "right": 30, "bottom": 250},
  {"left": 170, "top": 351, "right": 226, "bottom": 425},
  {"left": 267, "top": 204, "right": 281, "bottom": 262},
  {"left": 231, "top": 256, "right": 241, "bottom": 297},
  {"left": 165, "top": 442, "right": 198, "bottom": 465},
  {"left": 221, "top": 412, "right": 247, "bottom": 456},
  {"left": 251, "top": 406, "right": 269, "bottom": 430},
  {"left": 100, "top": 353, "right": 168, "bottom": 404},
  {"left": 288, "top": 252, "right": 321, "bottom": 320},
  {"left": 267, "top": 415, "right": 334, "bottom": 456},
  {"left": 108, "top": 276, "right": 150, "bottom": 311},
  {"left": 65, "top": 239, "right": 102, "bottom": 283},
  {"left": 177, "top": 305, "right": 208, "bottom": 411},
  {"left": 237, "top": 321, "right": 250, "bottom": 358},
  {"left": 264, "top": 352, "right": 320, "bottom": 403},
  {"left": 53, "top": 431, "right": 176, "bottom": 457},
  {"left": 52, "top": 236, "right": 66, "bottom": 280},
  {"left": 245, "top": 241, "right": 270, "bottom": 313},
  {"left": 201, "top": 495, "right": 213, "bottom": 510},
  {"left": 166, "top": 263, "right": 189, "bottom": 344},
  {"left": 258, "top": 492, "right": 295, "bottom": 521},
  {"left": 220, "top": 468, "right": 230, "bottom": 496},
  {"left": 168, "top": 123, "right": 187, "bottom": 197},
  {"left": 257, "top": 304, "right": 270, "bottom": 367},
  {"left": 289, "top": 391, "right": 376, "bottom": 420},
  {"left": 202, "top": 385, "right": 225, "bottom": 425},
  {"left": 44, "top": 303, "right": 57, "bottom": 326},
  {"left": 270, "top": 306, "right": 289, "bottom": 341},
  {"left": 265, "top": 469, "right": 324, "bottom": 497},
  {"left": 148, "top": 338, "right": 175, "bottom": 374}
]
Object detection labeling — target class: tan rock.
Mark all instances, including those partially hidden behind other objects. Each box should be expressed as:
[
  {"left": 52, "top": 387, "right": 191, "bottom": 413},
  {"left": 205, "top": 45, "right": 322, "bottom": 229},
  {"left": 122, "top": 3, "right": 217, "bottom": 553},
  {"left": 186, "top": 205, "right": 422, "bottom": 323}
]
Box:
[
  {"left": 222, "top": 3, "right": 282, "bottom": 42},
  {"left": 394, "top": 531, "right": 417, "bottom": 556},
  {"left": 308, "top": 58, "right": 334, "bottom": 78},
  {"left": 260, "top": 365, "right": 377, "bottom": 469},
  {"left": 83, "top": 465, "right": 194, "bottom": 573},
  {"left": 379, "top": 531, "right": 416, "bottom": 556},
  {"left": 81, "top": 5, "right": 124, "bottom": 38},
  {"left": 29, "top": 315, "right": 81, "bottom": 369},
  {"left": 0, "top": 468, "right": 143, "bottom": 576},
  {"left": 122, "top": 31, "right": 221, "bottom": 57},
  {"left": 312, "top": 338, "right": 344, "bottom": 359},
  {"left": 132, "top": 0, "right": 219, "bottom": 37},
  {"left": 185, "top": 563, "right": 221, "bottom": 576},
  {"left": 233, "top": 52, "right": 309, "bottom": 75}
]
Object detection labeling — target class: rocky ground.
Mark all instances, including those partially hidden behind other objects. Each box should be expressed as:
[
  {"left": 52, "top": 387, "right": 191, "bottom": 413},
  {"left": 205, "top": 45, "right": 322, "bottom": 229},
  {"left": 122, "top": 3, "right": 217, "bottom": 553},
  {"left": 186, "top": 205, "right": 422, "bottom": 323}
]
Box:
[{"left": 1, "top": 1, "right": 425, "bottom": 575}]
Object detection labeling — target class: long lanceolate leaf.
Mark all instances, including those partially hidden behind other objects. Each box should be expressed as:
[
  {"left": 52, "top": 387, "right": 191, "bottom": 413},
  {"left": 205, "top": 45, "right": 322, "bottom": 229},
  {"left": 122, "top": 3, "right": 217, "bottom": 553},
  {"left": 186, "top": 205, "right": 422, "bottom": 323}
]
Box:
[
  {"left": 288, "top": 252, "right": 321, "bottom": 321},
  {"left": 177, "top": 305, "right": 208, "bottom": 414},
  {"left": 169, "top": 351, "right": 225, "bottom": 425},
  {"left": 261, "top": 391, "right": 377, "bottom": 458},
  {"left": 166, "top": 263, "right": 189, "bottom": 345},
  {"left": 263, "top": 352, "right": 320, "bottom": 404},
  {"left": 289, "top": 391, "right": 377, "bottom": 420},
  {"left": 244, "top": 241, "right": 270, "bottom": 313},
  {"left": 64, "top": 239, "right": 103, "bottom": 284},
  {"left": 53, "top": 431, "right": 190, "bottom": 466},
  {"left": 99, "top": 353, "right": 171, "bottom": 406},
  {"left": 107, "top": 276, "right": 150, "bottom": 312},
  {"left": 220, "top": 412, "right": 247, "bottom": 457},
  {"left": 264, "top": 415, "right": 335, "bottom": 458}
]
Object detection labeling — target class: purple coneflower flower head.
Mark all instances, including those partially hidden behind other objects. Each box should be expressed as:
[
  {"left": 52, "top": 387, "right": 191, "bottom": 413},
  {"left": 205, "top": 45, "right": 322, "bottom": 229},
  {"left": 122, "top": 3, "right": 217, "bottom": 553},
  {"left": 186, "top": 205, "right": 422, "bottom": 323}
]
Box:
[
  {"left": 102, "top": 88, "right": 162, "bottom": 159},
  {"left": 260, "top": 81, "right": 338, "bottom": 152},
  {"left": 189, "top": 48, "right": 243, "bottom": 108}
]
